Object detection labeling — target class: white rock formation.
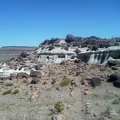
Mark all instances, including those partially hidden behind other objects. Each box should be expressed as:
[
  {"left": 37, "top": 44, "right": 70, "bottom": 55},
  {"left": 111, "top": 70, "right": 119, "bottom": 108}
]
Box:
[
  {"left": 37, "top": 44, "right": 120, "bottom": 64},
  {"left": 0, "top": 63, "right": 30, "bottom": 78}
]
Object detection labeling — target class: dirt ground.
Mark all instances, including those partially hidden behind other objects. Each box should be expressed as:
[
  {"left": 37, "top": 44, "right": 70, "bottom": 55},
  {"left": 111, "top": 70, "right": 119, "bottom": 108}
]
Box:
[{"left": 0, "top": 61, "right": 120, "bottom": 120}]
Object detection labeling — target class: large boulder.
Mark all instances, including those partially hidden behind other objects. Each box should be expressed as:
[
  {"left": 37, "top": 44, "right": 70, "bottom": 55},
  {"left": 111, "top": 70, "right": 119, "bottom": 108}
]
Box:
[
  {"left": 107, "top": 60, "right": 118, "bottom": 67},
  {"left": 65, "top": 34, "right": 75, "bottom": 43},
  {"left": 16, "top": 72, "right": 29, "bottom": 79},
  {"left": 92, "top": 43, "right": 100, "bottom": 51},
  {"left": 107, "top": 73, "right": 120, "bottom": 82},
  {"left": 20, "top": 52, "right": 29, "bottom": 58},
  {"left": 30, "top": 70, "right": 41, "bottom": 78},
  {"left": 113, "top": 80, "right": 120, "bottom": 88},
  {"left": 107, "top": 73, "right": 120, "bottom": 88},
  {"left": 90, "top": 77, "right": 102, "bottom": 87}
]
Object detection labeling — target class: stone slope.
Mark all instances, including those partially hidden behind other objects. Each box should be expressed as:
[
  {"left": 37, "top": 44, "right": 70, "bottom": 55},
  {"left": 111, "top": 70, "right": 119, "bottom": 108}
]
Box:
[{"left": 0, "top": 60, "right": 120, "bottom": 120}]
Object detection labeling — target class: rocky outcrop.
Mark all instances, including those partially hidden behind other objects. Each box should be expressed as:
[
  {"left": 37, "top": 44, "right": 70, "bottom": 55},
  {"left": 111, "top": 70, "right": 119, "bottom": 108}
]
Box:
[
  {"left": 108, "top": 73, "right": 120, "bottom": 82},
  {"left": 108, "top": 73, "right": 120, "bottom": 88},
  {"left": 77, "top": 46, "right": 120, "bottom": 64},
  {"left": 16, "top": 72, "right": 29, "bottom": 79},
  {"left": 89, "top": 77, "right": 102, "bottom": 87},
  {"left": 36, "top": 34, "right": 120, "bottom": 64},
  {"left": 30, "top": 70, "right": 41, "bottom": 78}
]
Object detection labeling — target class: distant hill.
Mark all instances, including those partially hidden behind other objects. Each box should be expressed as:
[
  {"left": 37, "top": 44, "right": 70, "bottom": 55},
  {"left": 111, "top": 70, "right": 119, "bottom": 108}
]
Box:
[{"left": 0, "top": 46, "right": 37, "bottom": 61}]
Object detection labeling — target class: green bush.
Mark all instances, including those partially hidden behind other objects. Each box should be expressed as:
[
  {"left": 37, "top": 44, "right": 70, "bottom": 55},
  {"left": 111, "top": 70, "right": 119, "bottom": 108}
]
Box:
[
  {"left": 50, "top": 101, "right": 64, "bottom": 114},
  {"left": 12, "top": 88, "right": 19, "bottom": 94},
  {"left": 2, "top": 88, "right": 20, "bottom": 95},
  {"left": 60, "top": 78, "right": 71, "bottom": 87},
  {"left": 2, "top": 89, "right": 12, "bottom": 95}
]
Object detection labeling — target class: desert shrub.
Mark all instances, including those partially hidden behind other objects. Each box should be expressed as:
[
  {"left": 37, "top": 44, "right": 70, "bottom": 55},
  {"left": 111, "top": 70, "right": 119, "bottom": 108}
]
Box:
[
  {"left": 60, "top": 78, "right": 71, "bottom": 87},
  {"left": 50, "top": 101, "right": 64, "bottom": 114},
  {"left": 2, "top": 89, "right": 12, "bottom": 95},
  {"left": 12, "top": 88, "right": 19, "bottom": 94},
  {"left": 2, "top": 88, "right": 20, "bottom": 95}
]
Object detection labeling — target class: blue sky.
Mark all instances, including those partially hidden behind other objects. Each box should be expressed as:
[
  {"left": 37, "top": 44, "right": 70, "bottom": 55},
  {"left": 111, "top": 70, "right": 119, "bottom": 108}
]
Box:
[{"left": 0, "top": 0, "right": 120, "bottom": 47}]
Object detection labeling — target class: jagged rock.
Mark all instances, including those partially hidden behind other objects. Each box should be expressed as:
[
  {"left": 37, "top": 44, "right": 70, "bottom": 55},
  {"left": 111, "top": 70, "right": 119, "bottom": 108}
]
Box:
[
  {"left": 35, "top": 64, "right": 43, "bottom": 70},
  {"left": 74, "top": 48, "right": 81, "bottom": 54},
  {"left": 113, "top": 80, "right": 120, "bottom": 88},
  {"left": 30, "top": 70, "right": 41, "bottom": 77},
  {"left": 108, "top": 60, "right": 118, "bottom": 67},
  {"left": 111, "top": 66, "right": 118, "bottom": 70},
  {"left": 31, "top": 77, "right": 40, "bottom": 84},
  {"left": 90, "top": 77, "right": 102, "bottom": 87},
  {"left": 16, "top": 72, "right": 29, "bottom": 79},
  {"left": 48, "top": 46, "right": 55, "bottom": 51},
  {"left": 51, "top": 79, "right": 56, "bottom": 84},
  {"left": 20, "top": 52, "right": 29, "bottom": 58},
  {"left": 107, "top": 73, "right": 120, "bottom": 82},
  {"left": 74, "top": 60, "right": 81, "bottom": 63},
  {"left": 92, "top": 43, "right": 100, "bottom": 51}
]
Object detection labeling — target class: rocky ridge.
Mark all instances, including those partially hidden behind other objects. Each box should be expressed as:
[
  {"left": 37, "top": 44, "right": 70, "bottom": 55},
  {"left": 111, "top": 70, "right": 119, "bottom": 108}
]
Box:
[{"left": 37, "top": 34, "right": 120, "bottom": 64}]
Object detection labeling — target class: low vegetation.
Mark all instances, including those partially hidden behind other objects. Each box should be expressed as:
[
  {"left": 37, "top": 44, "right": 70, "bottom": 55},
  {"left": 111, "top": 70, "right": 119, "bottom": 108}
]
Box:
[
  {"left": 2, "top": 88, "right": 19, "bottom": 95},
  {"left": 2, "top": 89, "right": 13, "bottom": 95},
  {"left": 12, "top": 88, "right": 20, "bottom": 94},
  {"left": 50, "top": 101, "right": 64, "bottom": 114},
  {"left": 60, "top": 78, "right": 71, "bottom": 87}
]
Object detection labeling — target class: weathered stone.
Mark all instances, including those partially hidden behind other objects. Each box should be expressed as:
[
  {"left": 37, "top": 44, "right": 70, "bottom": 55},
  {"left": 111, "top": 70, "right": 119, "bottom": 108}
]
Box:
[
  {"left": 51, "top": 79, "right": 56, "bottom": 84},
  {"left": 90, "top": 77, "right": 101, "bottom": 87},
  {"left": 35, "top": 64, "right": 43, "bottom": 70},
  {"left": 108, "top": 60, "right": 118, "bottom": 67},
  {"left": 31, "top": 77, "right": 40, "bottom": 84},
  {"left": 16, "top": 72, "right": 29, "bottom": 79},
  {"left": 107, "top": 73, "right": 120, "bottom": 82},
  {"left": 111, "top": 66, "right": 118, "bottom": 70},
  {"left": 20, "top": 52, "right": 29, "bottom": 58},
  {"left": 113, "top": 80, "right": 120, "bottom": 88},
  {"left": 30, "top": 70, "right": 41, "bottom": 77}
]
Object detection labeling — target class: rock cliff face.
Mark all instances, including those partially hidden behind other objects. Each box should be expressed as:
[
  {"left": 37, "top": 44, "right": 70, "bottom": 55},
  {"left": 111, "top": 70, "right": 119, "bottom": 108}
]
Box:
[
  {"left": 37, "top": 35, "right": 120, "bottom": 64},
  {"left": 77, "top": 46, "right": 120, "bottom": 64}
]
